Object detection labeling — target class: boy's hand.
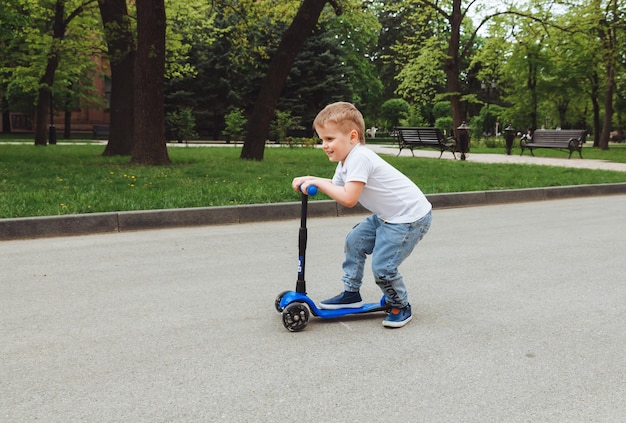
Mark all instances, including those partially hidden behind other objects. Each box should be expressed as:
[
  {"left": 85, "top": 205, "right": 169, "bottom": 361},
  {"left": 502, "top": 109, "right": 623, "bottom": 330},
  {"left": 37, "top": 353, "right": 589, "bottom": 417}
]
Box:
[
  {"left": 292, "top": 176, "right": 314, "bottom": 193},
  {"left": 292, "top": 177, "right": 362, "bottom": 207}
]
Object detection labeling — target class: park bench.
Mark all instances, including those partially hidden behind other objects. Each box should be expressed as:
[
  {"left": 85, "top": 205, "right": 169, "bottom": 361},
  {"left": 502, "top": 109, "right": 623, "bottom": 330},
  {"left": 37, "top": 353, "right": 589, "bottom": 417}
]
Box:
[
  {"left": 520, "top": 129, "right": 586, "bottom": 159},
  {"left": 394, "top": 127, "right": 457, "bottom": 159},
  {"left": 92, "top": 124, "right": 110, "bottom": 139}
]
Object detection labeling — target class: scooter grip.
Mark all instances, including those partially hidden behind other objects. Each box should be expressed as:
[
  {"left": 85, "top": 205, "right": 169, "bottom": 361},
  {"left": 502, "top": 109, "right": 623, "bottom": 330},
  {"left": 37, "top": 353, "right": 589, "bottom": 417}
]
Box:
[{"left": 299, "top": 185, "right": 318, "bottom": 196}]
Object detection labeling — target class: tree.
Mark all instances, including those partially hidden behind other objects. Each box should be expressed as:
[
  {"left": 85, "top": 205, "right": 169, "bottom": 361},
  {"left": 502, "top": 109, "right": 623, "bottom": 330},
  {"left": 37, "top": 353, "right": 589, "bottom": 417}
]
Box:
[
  {"left": 278, "top": 24, "right": 355, "bottom": 129},
  {"left": 0, "top": 0, "right": 30, "bottom": 133},
  {"left": 130, "top": 0, "right": 170, "bottom": 165},
  {"left": 392, "top": 0, "right": 484, "bottom": 137},
  {"left": 593, "top": 0, "right": 622, "bottom": 149},
  {"left": 99, "top": 0, "right": 135, "bottom": 156},
  {"left": 100, "top": 0, "right": 215, "bottom": 154},
  {"left": 33, "top": 0, "right": 99, "bottom": 146},
  {"left": 240, "top": 0, "right": 332, "bottom": 160},
  {"left": 395, "top": 1, "right": 566, "bottom": 138},
  {"left": 324, "top": 3, "right": 382, "bottom": 118}
]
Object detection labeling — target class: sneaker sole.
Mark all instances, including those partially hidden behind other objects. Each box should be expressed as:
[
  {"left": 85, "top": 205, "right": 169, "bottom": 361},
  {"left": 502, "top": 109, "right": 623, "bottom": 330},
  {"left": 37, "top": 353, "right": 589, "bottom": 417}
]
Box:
[
  {"left": 382, "top": 314, "right": 412, "bottom": 328},
  {"left": 318, "top": 301, "right": 364, "bottom": 310}
]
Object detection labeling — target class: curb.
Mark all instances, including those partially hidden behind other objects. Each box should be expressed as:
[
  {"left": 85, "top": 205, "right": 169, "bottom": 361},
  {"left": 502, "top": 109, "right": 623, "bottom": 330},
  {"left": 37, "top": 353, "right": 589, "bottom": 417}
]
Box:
[{"left": 2, "top": 183, "right": 626, "bottom": 241}]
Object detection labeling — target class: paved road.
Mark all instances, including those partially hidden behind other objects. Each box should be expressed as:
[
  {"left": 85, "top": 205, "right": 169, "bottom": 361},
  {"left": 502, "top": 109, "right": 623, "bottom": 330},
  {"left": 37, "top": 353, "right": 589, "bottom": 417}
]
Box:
[
  {"left": 2, "top": 195, "right": 625, "bottom": 422},
  {"left": 366, "top": 143, "right": 626, "bottom": 172}
]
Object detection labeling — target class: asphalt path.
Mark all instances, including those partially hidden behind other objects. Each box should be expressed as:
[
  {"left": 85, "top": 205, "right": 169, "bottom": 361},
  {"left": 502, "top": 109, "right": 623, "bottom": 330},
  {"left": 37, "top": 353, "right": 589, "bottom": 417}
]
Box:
[
  {"left": 367, "top": 143, "right": 626, "bottom": 171},
  {"left": 2, "top": 194, "right": 625, "bottom": 422}
]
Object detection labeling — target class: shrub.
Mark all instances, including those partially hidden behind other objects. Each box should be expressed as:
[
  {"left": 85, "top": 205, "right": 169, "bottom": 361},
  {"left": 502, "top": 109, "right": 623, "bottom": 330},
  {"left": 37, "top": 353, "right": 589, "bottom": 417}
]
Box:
[
  {"left": 223, "top": 108, "right": 247, "bottom": 143},
  {"left": 165, "top": 108, "right": 198, "bottom": 143}
]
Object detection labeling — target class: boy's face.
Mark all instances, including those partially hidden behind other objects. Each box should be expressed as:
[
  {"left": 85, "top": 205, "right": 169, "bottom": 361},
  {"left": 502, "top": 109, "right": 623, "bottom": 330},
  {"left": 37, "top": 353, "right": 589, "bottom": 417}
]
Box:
[{"left": 315, "top": 122, "right": 359, "bottom": 163}]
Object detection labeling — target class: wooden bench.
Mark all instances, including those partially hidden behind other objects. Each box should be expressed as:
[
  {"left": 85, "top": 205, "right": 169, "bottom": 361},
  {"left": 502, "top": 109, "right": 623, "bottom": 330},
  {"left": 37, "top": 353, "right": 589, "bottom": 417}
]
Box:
[
  {"left": 92, "top": 125, "right": 110, "bottom": 139},
  {"left": 520, "top": 129, "right": 586, "bottom": 159},
  {"left": 394, "top": 127, "right": 457, "bottom": 159}
]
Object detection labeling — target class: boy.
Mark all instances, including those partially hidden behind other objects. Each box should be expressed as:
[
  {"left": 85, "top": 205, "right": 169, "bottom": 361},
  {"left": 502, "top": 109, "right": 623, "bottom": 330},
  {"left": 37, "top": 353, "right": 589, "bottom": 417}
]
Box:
[{"left": 292, "top": 102, "right": 432, "bottom": 328}]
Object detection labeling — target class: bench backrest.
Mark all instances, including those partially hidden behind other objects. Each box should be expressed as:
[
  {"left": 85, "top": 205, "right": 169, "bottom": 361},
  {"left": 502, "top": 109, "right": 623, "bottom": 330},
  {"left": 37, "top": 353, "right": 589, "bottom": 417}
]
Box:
[
  {"left": 395, "top": 127, "right": 445, "bottom": 145},
  {"left": 531, "top": 129, "right": 586, "bottom": 144}
]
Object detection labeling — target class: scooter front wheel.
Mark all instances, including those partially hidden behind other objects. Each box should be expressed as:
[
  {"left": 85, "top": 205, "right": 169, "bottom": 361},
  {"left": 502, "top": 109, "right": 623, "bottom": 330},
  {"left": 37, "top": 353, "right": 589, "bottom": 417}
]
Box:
[
  {"left": 274, "top": 290, "right": 290, "bottom": 312},
  {"left": 282, "top": 302, "right": 309, "bottom": 332}
]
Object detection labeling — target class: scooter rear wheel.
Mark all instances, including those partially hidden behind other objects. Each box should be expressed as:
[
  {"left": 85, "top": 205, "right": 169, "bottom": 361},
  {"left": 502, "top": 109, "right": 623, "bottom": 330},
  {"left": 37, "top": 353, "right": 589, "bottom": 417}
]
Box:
[{"left": 282, "top": 302, "right": 309, "bottom": 332}]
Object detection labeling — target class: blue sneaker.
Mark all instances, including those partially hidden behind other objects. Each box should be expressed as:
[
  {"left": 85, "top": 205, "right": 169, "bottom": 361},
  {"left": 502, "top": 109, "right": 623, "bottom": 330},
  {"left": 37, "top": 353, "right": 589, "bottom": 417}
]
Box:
[
  {"left": 319, "top": 291, "right": 364, "bottom": 310},
  {"left": 383, "top": 304, "right": 412, "bottom": 328}
]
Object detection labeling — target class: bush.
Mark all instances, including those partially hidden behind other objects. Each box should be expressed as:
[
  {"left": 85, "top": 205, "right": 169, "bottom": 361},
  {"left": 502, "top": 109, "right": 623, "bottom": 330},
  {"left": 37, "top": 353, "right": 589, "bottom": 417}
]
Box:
[
  {"left": 270, "top": 110, "right": 301, "bottom": 145},
  {"left": 165, "top": 108, "right": 198, "bottom": 143},
  {"left": 435, "top": 117, "right": 454, "bottom": 136},
  {"left": 483, "top": 137, "right": 504, "bottom": 148},
  {"left": 381, "top": 98, "right": 410, "bottom": 129},
  {"left": 284, "top": 137, "right": 318, "bottom": 148},
  {"left": 223, "top": 109, "right": 247, "bottom": 143}
]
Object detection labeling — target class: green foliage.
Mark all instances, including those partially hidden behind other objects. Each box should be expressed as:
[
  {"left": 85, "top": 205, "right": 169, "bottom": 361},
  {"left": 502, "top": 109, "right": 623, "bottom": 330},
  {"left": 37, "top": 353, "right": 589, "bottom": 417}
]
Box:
[
  {"left": 381, "top": 98, "right": 410, "bottom": 129},
  {"left": 1, "top": 0, "right": 104, "bottom": 109},
  {"left": 6, "top": 79, "right": 37, "bottom": 114},
  {"left": 279, "top": 24, "right": 354, "bottom": 127},
  {"left": 3, "top": 0, "right": 626, "bottom": 151},
  {"left": 223, "top": 108, "right": 247, "bottom": 142},
  {"left": 435, "top": 117, "right": 453, "bottom": 135},
  {"left": 165, "top": 108, "right": 198, "bottom": 142},
  {"left": 395, "top": 37, "right": 447, "bottom": 106},
  {"left": 432, "top": 101, "right": 451, "bottom": 120},
  {"left": 165, "top": 0, "right": 218, "bottom": 78},
  {"left": 406, "top": 104, "right": 429, "bottom": 126},
  {"left": 324, "top": 1, "right": 383, "bottom": 118},
  {"left": 270, "top": 110, "right": 301, "bottom": 144}
]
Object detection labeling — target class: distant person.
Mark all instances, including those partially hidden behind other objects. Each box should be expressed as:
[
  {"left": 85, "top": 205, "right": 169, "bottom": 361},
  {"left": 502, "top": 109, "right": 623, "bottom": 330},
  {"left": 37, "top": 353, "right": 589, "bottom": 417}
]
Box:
[{"left": 521, "top": 128, "right": 533, "bottom": 142}]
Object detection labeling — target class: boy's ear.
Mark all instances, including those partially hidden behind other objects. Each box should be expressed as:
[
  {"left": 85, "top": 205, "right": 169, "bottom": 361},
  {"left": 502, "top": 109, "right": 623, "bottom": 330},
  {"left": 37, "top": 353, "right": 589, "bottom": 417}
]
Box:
[{"left": 350, "top": 129, "right": 359, "bottom": 143}]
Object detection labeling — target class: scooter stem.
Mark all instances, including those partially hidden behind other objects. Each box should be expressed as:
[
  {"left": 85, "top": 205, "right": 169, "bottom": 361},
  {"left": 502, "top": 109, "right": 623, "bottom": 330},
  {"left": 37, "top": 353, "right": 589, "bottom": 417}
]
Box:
[{"left": 296, "top": 191, "right": 308, "bottom": 293}]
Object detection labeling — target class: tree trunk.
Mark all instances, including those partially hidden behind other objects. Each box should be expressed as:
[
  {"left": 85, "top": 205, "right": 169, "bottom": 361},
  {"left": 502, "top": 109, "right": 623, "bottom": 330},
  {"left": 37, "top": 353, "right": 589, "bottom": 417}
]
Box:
[
  {"left": 589, "top": 71, "right": 601, "bottom": 147},
  {"left": 240, "top": 0, "right": 328, "bottom": 161},
  {"left": 446, "top": 1, "right": 464, "bottom": 135},
  {"left": 599, "top": 64, "right": 614, "bottom": 150},
  {"left": 34, "top": 86, "right": 52, "bottom": 146},
  {"left": 597, "top": 0, "right": 617, "bottom": 150},
  {"left": 130, "top": 0, "right": 170, "bottom": 165},
  {"left": 99, "top": 0, "right": 135, "bottom": 156},
  {"left": 556, "top": 100, "right": 569, "bottom": 128},
  {"left": 528, "top": 55, "right": 538, "bottom": 131}
]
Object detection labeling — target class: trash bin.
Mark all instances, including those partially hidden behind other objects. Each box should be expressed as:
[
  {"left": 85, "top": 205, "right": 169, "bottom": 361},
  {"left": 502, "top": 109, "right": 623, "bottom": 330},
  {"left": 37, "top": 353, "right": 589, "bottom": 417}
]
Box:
[
  {"left": 456, "top": 122, "right": 470, "bottom": 160},
  {"left": 504, "top": 124, "right": 515, "bottom": 155}
]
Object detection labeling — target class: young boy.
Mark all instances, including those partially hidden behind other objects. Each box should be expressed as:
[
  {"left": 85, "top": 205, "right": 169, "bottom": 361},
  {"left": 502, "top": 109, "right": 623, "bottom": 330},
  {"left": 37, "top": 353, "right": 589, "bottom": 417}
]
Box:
[{"left": 292, "top": 102, "right": 432, "bottom": 328}]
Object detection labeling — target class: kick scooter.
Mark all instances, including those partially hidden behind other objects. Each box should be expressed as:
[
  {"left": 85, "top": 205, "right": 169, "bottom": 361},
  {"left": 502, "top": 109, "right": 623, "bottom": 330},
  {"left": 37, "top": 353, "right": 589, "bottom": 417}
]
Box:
[{"left": 275, "top": 185, "right": 389, "bottom": 332}]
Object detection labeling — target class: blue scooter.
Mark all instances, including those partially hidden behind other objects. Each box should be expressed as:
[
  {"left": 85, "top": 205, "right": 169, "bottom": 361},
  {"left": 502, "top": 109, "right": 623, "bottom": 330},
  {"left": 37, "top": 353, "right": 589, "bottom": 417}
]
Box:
[{"left": 275, "top": 185, "right": 389, "bottom": 332}]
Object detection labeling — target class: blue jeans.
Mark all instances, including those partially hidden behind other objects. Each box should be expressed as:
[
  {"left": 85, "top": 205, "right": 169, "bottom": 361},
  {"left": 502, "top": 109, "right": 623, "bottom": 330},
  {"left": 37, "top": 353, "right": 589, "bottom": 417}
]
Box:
[{"left": 341, "top": 211, "right": 432, "bottom": 307}]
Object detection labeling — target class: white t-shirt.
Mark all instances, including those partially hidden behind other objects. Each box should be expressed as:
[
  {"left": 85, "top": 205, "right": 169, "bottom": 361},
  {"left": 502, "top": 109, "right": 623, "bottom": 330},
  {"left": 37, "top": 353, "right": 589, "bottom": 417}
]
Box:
[{"left": 332, "top": 144, "right": 432, "bottom": 223}]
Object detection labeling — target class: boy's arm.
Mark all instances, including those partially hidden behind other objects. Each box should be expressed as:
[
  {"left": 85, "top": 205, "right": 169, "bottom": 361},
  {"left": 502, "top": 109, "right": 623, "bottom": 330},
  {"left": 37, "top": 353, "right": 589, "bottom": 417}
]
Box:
[{"left": 292, "top": 176, "right": 364, "bottom": 208}]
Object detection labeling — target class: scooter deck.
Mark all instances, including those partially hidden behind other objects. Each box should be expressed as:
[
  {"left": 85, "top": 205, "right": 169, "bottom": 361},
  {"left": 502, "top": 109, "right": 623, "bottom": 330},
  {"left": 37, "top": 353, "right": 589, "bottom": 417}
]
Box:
[{"left": 280, "top": 291, "right": 389, "bottom": 319}]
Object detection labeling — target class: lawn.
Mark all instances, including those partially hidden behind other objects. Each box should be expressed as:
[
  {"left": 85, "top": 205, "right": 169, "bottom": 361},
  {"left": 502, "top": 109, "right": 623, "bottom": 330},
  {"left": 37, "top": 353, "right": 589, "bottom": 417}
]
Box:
[{"left": 1, "top": 137, "right": 626, "bottom": 218}]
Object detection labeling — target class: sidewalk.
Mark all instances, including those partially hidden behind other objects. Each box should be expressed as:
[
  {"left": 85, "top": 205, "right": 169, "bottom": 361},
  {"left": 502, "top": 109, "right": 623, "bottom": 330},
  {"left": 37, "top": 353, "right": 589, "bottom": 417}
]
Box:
[
  {"left": 2, "top": 195, "right": 625, "bottom": 422},
  {"left": 366, "top": 143, "right": 626, "bottom": 172}
]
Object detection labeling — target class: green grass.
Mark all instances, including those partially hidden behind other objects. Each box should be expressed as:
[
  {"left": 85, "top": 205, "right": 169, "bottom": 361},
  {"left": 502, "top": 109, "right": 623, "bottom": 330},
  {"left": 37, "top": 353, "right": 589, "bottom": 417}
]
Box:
[
  {"left": 477, "top": 137, "right": 626, "bottom": 162},
  {"left": 1, "top": 139, "right": 626, "bottom": 218}
]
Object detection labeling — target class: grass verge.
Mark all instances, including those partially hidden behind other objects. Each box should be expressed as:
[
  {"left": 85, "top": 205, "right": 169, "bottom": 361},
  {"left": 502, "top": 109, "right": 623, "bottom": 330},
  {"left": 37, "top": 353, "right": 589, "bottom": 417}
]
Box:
[{"left": 1, "top": 142, "right": 626, "bottom": 218}]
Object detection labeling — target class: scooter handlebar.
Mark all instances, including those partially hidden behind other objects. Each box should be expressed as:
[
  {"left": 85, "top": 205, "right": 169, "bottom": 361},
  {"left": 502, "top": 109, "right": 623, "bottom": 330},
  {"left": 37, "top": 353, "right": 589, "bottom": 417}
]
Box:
[{"left": 300, "top": 185, "right": 318, "bottom": 196}]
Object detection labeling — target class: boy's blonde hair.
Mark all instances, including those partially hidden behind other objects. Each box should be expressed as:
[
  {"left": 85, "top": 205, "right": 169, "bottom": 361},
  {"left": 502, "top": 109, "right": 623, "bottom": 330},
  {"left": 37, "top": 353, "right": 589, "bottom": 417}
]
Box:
[{"left": 313, "top": 102, "right": 366, "bottom": 144}]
